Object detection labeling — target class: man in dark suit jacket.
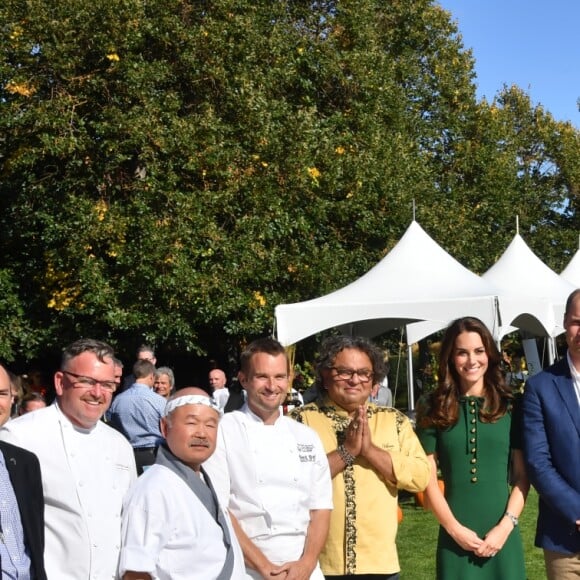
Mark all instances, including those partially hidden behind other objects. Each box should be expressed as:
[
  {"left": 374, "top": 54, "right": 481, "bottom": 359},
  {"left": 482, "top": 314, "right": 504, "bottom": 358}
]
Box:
[
  {"left": 523, "top": 289, "right": 580, "bottom": 580},
  {"left": 0, "top": 441, "right": 47, "bottom": 579},
  {"left": 0, "top": 361, "right": 47, "bottom": 580}
]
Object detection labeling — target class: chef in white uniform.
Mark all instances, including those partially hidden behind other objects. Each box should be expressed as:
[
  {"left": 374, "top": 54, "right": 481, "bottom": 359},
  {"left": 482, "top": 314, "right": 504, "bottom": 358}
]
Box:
[
  {"left": 0, "top": 338, "right": 137, "bottom": 580},
  {"left": 205, "top": 337, "right": 332, "bottom": 580},
  {"left": 119, "top": 388, "right": 246, "bottom": 580}
]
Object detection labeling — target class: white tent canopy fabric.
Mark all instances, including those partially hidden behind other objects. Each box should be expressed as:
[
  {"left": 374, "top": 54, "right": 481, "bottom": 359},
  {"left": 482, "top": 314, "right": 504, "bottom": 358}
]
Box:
[
  {"left": 275, "top": 222, "right": 579, "bottom": 409},
  {"left": 561, "top": 248, "right": 580, "bottom": 288},
  {"left": 275, "top": 221, "right": 499, "bottom": 346},
  {"left": 482, "top": 234, "right": 576, "bottom": 339}
]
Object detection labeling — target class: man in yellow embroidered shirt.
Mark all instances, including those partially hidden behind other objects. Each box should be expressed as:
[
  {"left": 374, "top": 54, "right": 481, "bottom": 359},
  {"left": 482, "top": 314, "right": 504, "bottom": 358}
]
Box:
[{"left": 291, "top": 336, "right": 430, "bottom": 579}]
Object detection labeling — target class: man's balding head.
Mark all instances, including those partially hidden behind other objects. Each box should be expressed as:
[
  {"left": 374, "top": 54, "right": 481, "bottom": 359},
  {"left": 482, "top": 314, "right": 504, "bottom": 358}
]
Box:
[{"left": 208, "top": 369, "right": 227, "bottom": 390}]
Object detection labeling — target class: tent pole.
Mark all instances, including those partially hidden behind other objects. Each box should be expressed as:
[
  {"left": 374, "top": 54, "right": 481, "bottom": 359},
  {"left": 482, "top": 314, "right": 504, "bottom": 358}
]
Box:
[
  {"left": 548, "top": 336, "right": 556, "bottom": 365},
  {"left": 407, "top": 344, "right": 415, "bottom": 412}
]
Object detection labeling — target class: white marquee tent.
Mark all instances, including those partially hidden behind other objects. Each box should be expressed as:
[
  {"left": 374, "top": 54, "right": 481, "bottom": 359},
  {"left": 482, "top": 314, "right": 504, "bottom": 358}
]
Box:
[
  {"left": 482, "top": 233, "right": 576, "bottom": 340},
  {"left": 561, "top": 247, "right": 580, "bottom": 287},
  {"left": 275, "top": 220, "right": 500, "bottom": 346},
  {"left": 274, "top": 222, "right": 580, "bottom": 409}
]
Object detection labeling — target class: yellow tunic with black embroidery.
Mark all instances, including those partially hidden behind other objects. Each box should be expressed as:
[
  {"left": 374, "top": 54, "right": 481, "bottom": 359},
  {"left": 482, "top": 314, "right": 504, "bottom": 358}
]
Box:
[{"left": 291, "top": 398, "right": 430, "bottom": 576}]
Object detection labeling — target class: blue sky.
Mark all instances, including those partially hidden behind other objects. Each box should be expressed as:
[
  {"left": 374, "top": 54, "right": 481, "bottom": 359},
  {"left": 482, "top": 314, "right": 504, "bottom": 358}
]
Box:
[{"left": 438, "top": 0, "right": 580, "bottom": 127}]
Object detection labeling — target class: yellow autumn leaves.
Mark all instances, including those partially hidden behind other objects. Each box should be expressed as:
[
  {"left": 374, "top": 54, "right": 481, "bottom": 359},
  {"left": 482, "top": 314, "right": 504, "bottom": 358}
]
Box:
[
  {"left": 306, "top": 145, "right": 348, "bottom": 185},
  {"left": 5, "top": 81, "right": 36, "bottom": 97},
  {"left": 5, "top": 49, "right": 121, "bottom": 99}
]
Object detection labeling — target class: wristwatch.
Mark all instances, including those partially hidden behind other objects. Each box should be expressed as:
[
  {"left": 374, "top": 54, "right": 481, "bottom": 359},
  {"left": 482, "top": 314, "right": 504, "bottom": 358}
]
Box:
[{"left": 504, "top": 511, "right": 518, "bottom": 527}]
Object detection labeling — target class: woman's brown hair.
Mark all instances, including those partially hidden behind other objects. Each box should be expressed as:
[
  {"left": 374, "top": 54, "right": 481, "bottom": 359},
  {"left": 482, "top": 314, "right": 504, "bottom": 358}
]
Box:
[{"left": 417, "top": 317, "right": 513, "bottom": 430}]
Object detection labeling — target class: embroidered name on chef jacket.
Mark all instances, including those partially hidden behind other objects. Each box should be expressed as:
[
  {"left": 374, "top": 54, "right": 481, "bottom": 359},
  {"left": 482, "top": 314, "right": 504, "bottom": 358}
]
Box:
[{"left": 297, "top": 443, "right": 316, "bottom": 462}]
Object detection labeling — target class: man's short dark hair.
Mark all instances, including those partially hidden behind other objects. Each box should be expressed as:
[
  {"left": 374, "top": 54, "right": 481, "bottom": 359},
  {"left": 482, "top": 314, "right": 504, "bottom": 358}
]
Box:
[
  {"left": 137, "top": 344, "right": 155, "bottom": 358},
  {"left": 565, "top": 289, "right": 580, "bottom": 317},
  {"left": 239, "top": 338, "right": 289, "bottom": 375},
  {"left": 133, "top": 359, "right": 156, "bottom": 380},
  {"left": 61, "top": 339, "right": 115, "bottom": 370}
]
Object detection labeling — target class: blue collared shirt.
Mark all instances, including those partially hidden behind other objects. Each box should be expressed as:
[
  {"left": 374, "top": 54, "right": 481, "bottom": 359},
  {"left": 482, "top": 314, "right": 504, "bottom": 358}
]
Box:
[
  {"left": 0, "top": 450, "right": 32, "bottom": 579},
  {"left": 107, "top": 383, "right": 166, "bottom": 448}
]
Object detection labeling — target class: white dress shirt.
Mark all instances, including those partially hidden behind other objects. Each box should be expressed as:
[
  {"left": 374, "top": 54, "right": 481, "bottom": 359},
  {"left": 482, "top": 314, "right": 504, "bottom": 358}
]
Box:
[
  {"left": 0, "top": 403, "right": 136, "bottom": 579},
  {"left": 213, "top": 388, "right": 230, "bottom": 412},
  {"left": 567, "top": 350, "right": 580, "bottom": 406}
]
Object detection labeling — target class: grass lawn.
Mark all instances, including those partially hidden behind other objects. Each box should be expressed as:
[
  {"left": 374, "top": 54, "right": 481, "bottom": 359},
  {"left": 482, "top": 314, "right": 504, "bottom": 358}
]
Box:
[{"left": 397, "top": 487, "right": 546, "bottom": 578}]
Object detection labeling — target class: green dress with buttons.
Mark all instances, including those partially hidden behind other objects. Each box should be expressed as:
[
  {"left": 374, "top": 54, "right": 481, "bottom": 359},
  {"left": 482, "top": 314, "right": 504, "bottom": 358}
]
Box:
[{"left": 417, "top": 396, "right": 526, "bottom": 579}]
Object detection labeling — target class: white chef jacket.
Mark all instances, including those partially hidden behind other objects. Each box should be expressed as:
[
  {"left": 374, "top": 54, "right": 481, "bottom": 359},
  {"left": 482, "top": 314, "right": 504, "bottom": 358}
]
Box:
[
  {"left": 204, "top": 405, "right": 332, "bottom": 571},
  {"left": 119, "top": 463, "right": 246, "bottom": 579},
  {"left": 0, "top": 403, "right": 136, "bottom": 580}
]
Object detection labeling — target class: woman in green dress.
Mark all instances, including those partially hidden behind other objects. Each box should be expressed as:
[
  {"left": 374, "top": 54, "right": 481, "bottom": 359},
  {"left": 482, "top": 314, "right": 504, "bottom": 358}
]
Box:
[{"left": 416, "top": 317, "right": 528, "bottom": 579}]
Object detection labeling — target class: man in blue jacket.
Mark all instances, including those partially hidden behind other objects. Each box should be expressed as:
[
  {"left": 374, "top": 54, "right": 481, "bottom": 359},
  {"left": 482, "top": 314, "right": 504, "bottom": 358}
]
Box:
[{"left": 523, "top": 289, "right": 580, "bottom": 580}]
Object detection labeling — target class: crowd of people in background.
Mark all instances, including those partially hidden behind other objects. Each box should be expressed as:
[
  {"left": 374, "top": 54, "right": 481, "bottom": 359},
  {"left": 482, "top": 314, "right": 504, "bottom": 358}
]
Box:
[{"left": 0, "top": 292, "right": 579, "bottom": 578}]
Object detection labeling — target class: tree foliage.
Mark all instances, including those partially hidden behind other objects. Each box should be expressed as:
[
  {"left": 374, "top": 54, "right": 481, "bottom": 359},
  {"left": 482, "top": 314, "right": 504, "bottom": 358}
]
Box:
[
  {"left": 1, "top": 0, "right": 579, "bottom": 362},
  {"left": 430, "top": 85, "right": 580, "bottom": 273}
]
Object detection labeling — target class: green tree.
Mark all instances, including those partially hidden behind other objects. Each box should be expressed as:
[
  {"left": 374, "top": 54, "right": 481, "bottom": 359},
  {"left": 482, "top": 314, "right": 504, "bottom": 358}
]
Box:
[
  {"left": 424, "top": 84, "right": 580, "bottom": 274},
  {"left": 1, "top": 0, "right": 579, "bottom": 363}
]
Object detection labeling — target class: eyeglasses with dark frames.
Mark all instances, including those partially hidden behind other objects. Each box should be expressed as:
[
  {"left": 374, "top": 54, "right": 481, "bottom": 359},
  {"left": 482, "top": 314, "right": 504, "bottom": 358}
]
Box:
[
  {"left": 61, "top": 370, "right": 117, "bottom": 392},
  {"left": 330, "top": 367, "right": 374, "bottom": 383}
]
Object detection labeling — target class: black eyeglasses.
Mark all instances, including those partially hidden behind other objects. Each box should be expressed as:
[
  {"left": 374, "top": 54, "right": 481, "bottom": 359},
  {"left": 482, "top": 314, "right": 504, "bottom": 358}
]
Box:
[
  {"left": 330, "top": 367, "right": 374, "bottom": 383},
  {"left": 61, "top": 370, "right": 117, "bottom": 392}
]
